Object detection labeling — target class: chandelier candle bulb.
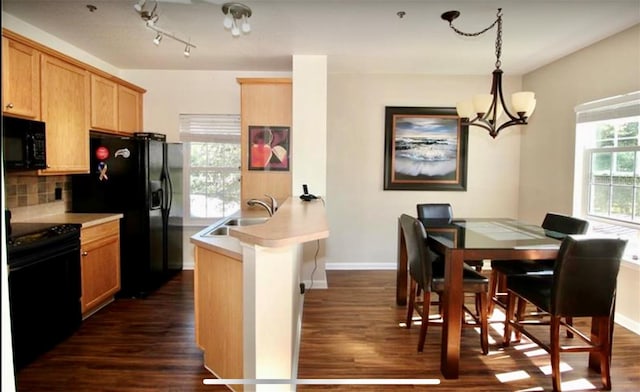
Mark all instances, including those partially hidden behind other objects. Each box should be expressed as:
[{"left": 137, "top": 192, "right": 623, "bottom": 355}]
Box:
[
  {"left": 456, "top": 101, "right": 475, "bottom": 119},
  {"left": 473, "top": 94, "right": 493, "bottom": 116},
  {"left": 512, "top": 92, "right": 536, "bottom": 116}
]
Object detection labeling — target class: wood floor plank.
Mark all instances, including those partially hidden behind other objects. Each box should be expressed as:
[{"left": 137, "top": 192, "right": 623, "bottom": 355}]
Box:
[{"left": 14, "top": 270, "right": 640, "bottom": 391}]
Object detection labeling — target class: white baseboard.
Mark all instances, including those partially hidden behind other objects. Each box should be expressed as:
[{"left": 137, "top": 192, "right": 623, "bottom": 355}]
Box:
[
  {"left": 325, "top": 262, "right": 396, "bottom": 270},
  {"left": 301, "top": 279, "right": 328, "bottom": 290},
  {"left": 615, "top": 312, "right": 640, "bottom": 336}
]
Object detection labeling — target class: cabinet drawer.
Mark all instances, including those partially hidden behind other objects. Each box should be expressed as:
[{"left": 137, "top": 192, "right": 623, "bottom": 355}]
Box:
[{"left": 81, "top": 220, "right": 119, "bottom": 244}]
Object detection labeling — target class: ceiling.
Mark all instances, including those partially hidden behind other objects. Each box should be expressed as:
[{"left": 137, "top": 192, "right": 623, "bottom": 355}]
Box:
[{"left": 2, "top": 0, "right": 639, "bottom": 75}]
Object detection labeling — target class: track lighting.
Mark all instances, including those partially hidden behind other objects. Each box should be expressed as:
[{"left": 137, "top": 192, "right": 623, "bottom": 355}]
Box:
[
  {"left": 134, "top": 0, "right": 196, "bottom": 57},
  {"left": 221, "top": 2, "right": 252, "bottom": 38}
]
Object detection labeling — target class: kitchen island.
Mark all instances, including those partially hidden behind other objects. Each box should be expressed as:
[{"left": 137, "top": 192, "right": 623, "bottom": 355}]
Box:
[{"left": 190, "top": 197, "right": 329, "bottom": 391}]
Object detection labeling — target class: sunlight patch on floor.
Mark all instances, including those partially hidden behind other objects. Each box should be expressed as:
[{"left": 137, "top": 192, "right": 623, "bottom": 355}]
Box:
[
  {"left": 538, "top": 362, "right": 573, "bottom": 376},
  {"left": 558, "top": 378, "right": 597, "bottom": 391},
  {"left": 523, "top": 348, "right": 548, "bottom": 358},
  {"left": 514, "top": 343, "right": 538, "bottom": 351},
  {"left": 495, "top": 369, "right": 530, "bottom": 383},
  {"left": 514, "top": 387, "right": 544, "bottom": 391}
]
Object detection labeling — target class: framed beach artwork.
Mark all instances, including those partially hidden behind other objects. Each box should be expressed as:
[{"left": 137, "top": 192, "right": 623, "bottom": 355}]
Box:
[
  {"left": 248, "top": 125, "right": 290, "bottom": 171},
  {"left": 383, "top": 107, "right": 468, "bottom": 191}
]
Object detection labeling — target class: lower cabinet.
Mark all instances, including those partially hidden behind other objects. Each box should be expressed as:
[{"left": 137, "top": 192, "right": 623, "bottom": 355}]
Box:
[{"left": 80, "top": 220, "right": 121, "bottom": 318}]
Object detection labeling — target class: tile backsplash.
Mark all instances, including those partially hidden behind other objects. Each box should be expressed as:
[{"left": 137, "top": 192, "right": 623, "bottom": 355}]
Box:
[{"left": 4, "top": 173, "right": 72, "bottom": 213}]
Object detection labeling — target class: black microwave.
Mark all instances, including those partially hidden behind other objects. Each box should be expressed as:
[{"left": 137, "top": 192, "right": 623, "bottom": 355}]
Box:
[{"left": 2, "top": 116, "right": 47, "bottom": 170}]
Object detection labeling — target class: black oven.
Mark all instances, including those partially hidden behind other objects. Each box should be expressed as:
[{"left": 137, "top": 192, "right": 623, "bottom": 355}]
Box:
[
  {"left": 2, "top": 115, "right": 47, "bottom": 170},
  {"left": 7, "top": 222, "right": 81, "bottom": 370}
]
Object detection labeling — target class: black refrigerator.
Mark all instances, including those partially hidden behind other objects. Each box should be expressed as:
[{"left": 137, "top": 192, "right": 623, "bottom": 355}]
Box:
[{"left": 72, "top": 131, "right": 183, "bottom": 297}]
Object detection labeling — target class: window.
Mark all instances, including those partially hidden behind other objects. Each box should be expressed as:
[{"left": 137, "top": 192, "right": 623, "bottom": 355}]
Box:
[
  {"left": 180, "top": 114, "right": 241, "bottom": 225},
  {"left": 575, "top": 91, "right": 640, "bottom": 261}
]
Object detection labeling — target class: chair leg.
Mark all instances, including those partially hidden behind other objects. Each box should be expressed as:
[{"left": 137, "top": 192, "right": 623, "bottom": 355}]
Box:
[
  {"left": 565, "top": 316, "right": 574, "bottom": 338},
  {"left": 477, "top": 292, "right": 489, "bottom": 355},
  {"left": 406, "top": 278, "right": 417, "bottom": 329},
  {"left": 503, "top": 291, "right": 517, "bottom": 347},
  {"left": 417, "top": 292, "right": 431, "bottom": 352},
  {"left": 514, "top": 298, "right": 527, "bottom": 341},
  {"left": 550, "top": 316, "right": 562, "bottom": 392},
  {"left": 598, "top": 316, "right": 613, "bottom": 390},
  {"left": 488, "top": 269, "right": 499, "bottom": 316}
]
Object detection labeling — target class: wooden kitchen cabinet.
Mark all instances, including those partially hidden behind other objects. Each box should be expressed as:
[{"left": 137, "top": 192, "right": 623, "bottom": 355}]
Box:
[
  {"left": 90, "top": 74, "right": 143, "bottom": 134},
  {"left": 90, "top": 73, "right": 118, "bottom": 132},
  {"left": 2, "top": 36, "right": 41, "bottom": 119},
  {"left": 40, "top": 53, "right": 90, "bottom": 174},
  {"left": 80, "top": 220, "right": 121, "bottom": 318},
  {"left": 118, "top": 84, "right": 143, "bottom": 134}
]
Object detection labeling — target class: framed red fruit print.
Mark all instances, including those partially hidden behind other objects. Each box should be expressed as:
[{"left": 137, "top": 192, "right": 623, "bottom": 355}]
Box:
[{"left": 248, "top": 125, "right": 290, "bottom": 171}]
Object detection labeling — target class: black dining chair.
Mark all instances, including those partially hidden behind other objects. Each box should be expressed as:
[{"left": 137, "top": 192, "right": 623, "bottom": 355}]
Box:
[
  {"left": 502, "top": 235, "right": 627, "bottom": 392},
  {"left": 399, "top": 214, "right": 489, "bottom": 354},
  {"left": 416, "top": 203, "right": 484, "bottom": 272},
  {"left": 488, "top": 213, "right": 590, "bottom": 317}
]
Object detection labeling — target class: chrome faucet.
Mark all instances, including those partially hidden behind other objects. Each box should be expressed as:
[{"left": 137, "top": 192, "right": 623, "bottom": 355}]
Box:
[
  {"left": 264, "top": 194, "right": 278, "bottom": 214},
  {"left": 246, "top": 198, "right": 273, "bottom": 216}
]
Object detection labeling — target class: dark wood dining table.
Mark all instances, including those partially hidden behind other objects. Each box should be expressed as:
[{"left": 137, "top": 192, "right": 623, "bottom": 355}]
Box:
[{"left": 396, "top": 217, "right": 562, "bottom": 379}]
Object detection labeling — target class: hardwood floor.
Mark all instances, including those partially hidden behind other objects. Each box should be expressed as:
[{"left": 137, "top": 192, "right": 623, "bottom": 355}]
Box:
[{"left": 14, "top": 270, "right": 640, "bottom": 391}]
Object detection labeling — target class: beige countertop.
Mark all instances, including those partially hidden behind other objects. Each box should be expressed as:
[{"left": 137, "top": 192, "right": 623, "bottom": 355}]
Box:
[
  {"left": 17, "top": 213, "right": 123, "bottom": 228},
  {"left": 190, "top": 197, "right": 329, "bottom": 258}
]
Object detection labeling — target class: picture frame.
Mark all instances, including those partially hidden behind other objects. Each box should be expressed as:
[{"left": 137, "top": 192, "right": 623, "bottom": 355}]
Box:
[
  {"left": 248, "top": 125, "right": 290, "bottom": 171},
  {"left": 384, "top": 106, "right": 468, "bottom": 191}
]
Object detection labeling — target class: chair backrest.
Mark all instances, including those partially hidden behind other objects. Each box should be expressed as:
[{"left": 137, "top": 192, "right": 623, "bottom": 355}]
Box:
[
  {"left": 416, "top": 203, "right": 453, "bottom": 220},
  {"left": 399, "top": 214, "right": 435, "bottom": 291},
  {"left": 542, "top": 213, "right": 589, "bottom": 238},
  {"left": 552, "top": 235, "right": 627, "bottom": 317}
]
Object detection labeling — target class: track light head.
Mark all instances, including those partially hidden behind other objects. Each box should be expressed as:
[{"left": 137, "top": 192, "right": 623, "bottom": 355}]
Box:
[
  {"left": 184, "top": 45, "right": 191, "bottom": 57},
  {"left": 153, "top": 34, "right": 162, "bottom": 46}
]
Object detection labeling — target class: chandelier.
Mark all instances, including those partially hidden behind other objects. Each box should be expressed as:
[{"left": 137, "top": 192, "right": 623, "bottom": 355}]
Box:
[
  {"left": 221, "top": 2, "right": 252, "bottom": 37},
  {"left": 441, "top": 8, "right": 536, "bottom": 138}
]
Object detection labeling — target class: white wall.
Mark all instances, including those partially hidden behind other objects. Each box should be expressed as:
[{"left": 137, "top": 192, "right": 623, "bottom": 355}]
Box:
[
  {"left": 324, "top": 73, "right": 524, "bottom": 268},
  {"left": 520, "top": 24, "right": 640, "bottom": 333}
]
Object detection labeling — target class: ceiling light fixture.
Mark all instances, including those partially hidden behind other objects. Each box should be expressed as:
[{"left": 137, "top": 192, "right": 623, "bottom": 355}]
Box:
[
  {"left": 221, "top": 2, "right": 252, "bottom": 38},
  {"left": 133, "top": 0, "right": 146, "bottom": 13},
  {"left": 441, "top": 8, "right": 536, "bottom": 139},
  {"left": 134, "top": 0, "right": 196, "bottom": 57}
]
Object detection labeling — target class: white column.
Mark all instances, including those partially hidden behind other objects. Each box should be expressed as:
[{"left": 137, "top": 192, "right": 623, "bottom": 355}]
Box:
[{"left": 241, "top": 242, "right": 302, "bottom": 391}]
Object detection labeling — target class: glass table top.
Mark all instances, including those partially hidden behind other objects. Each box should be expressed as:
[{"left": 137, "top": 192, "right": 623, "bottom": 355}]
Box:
[{"left": 420, "top": 218, "right": 563, "bottom": 250}]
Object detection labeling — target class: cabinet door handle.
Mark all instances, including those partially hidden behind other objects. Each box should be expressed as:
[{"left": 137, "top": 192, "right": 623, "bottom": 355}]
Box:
[
  {"left": 6, "top": 103, "right": 14, "bottom": 109},
  {"left": 82, "top": 251, "right": 88, "bottom": 256}
]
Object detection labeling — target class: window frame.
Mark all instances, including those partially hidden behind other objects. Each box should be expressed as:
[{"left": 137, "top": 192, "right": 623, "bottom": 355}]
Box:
[
  {"left": 179, "top": 114, "right": 241, "bottom": 226},
  {"left": 574, "top": 91, "right": 640, "bottom": 263}
]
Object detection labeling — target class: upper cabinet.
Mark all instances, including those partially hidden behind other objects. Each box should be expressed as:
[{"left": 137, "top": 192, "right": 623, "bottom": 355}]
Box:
[
  {"left": 117, "top": 84, "right": 143, "bottom": 134},
  {"left": 90, "top": 74, "right": 144, "bottom": 134},
  {"left": 90, "top": 74, "right": 119, "bottom": 132},
  {"left": 2, "top": 36, "right": 41, "bottom": 119},
  {"left": 40, "top": 54, "right": 91, "bottom": 174}
]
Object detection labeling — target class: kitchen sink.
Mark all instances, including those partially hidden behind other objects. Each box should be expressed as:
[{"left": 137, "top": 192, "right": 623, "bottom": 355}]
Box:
[
  {"left": 202, "top": 216, "right": 269, "bottom": 237},
  {"left": 224, "top": 217, "right": 270, "bottom": 226},
  {"left": 204, "top": 226, "right": 230, "bottom": 236}
]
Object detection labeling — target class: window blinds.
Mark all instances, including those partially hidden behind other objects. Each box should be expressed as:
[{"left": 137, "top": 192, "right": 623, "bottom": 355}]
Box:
[
  {"left": 179, "top": 114, "right": 240, "bottom": 143},
  {"left": 575, "top": 91, "right": 640, "bottom": 123}
]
